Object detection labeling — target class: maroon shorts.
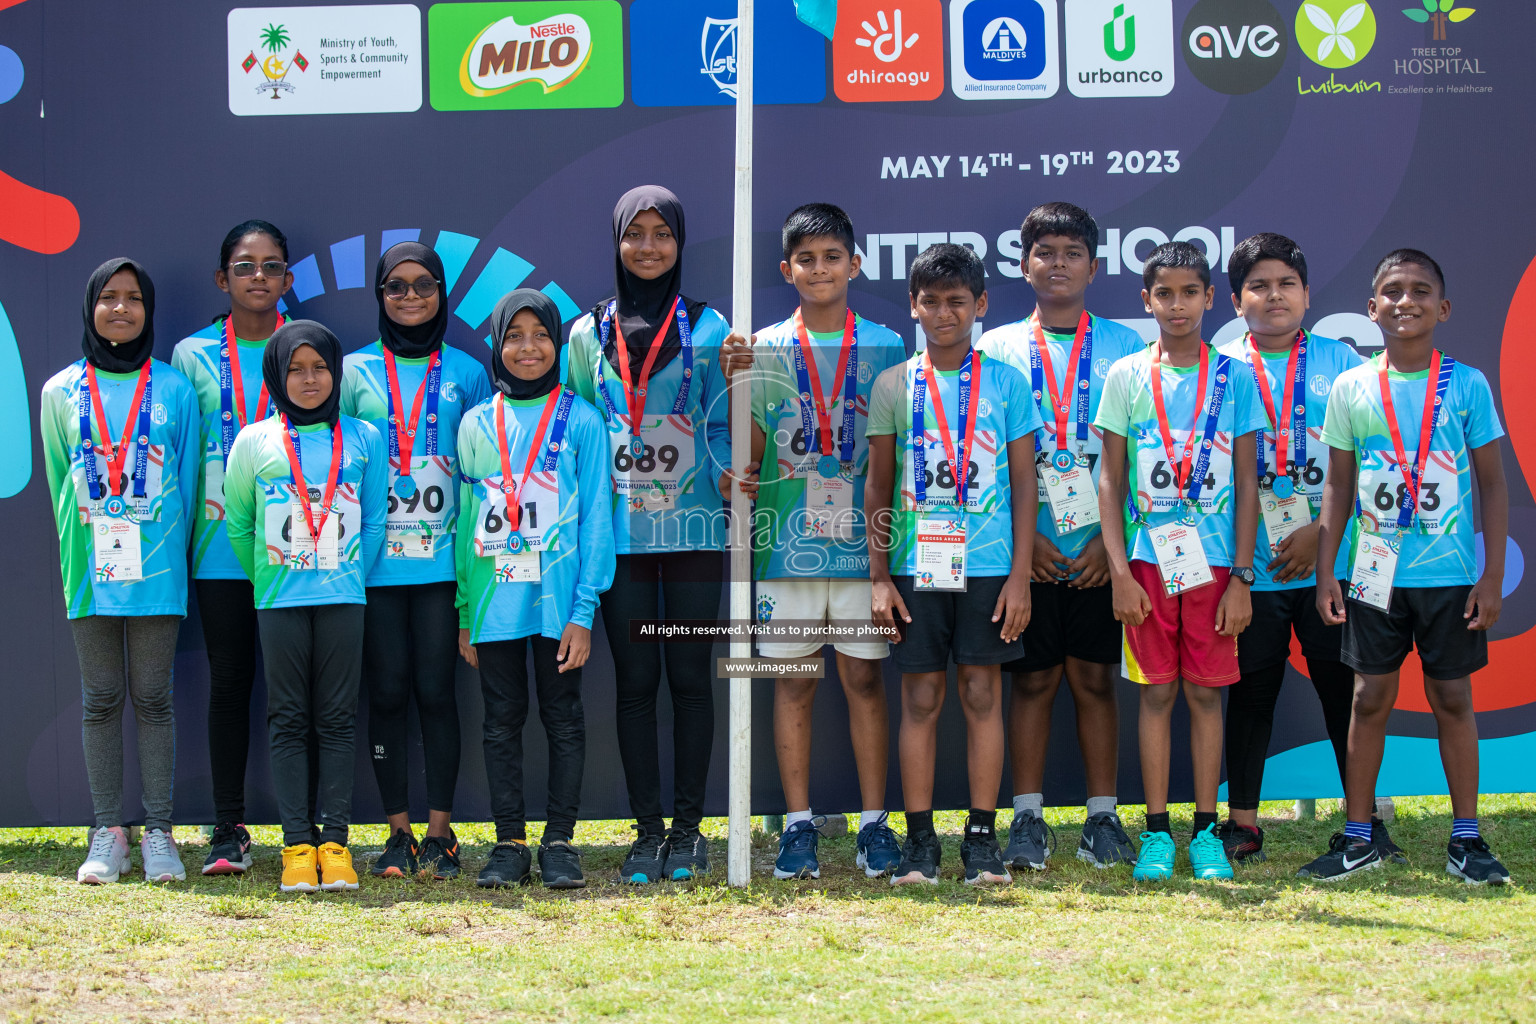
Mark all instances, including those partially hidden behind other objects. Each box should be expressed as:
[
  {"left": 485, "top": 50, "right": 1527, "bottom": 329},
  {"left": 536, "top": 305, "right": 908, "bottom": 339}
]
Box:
[{"left": 1124, "top": 560, "right": 1240, "bottom": 687}]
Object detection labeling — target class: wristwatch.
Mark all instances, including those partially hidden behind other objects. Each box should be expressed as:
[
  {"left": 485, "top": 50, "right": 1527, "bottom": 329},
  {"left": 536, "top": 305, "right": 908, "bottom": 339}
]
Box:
[{"left": 1231, "top": 566, "right": 1256, "bottom": 586}]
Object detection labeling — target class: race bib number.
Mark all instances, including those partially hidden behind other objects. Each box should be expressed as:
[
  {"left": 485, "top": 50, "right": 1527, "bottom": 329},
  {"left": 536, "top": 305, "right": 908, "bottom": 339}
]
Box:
[
  {"left": 74, "top": 443, "right": 165, "bottom": 524},
  {"left": 1134, "top": 430, "right": 1234, "bottom": 516},
  {"left": 1356, "top": 448, "right": 1459, "bottom": 535},
  {"left": 914, "top": 516, "right": 966, "bottom": 591},
  {"left": 802, "top": 469, "right": 855, "bottom": 541},
  {"left": 1348, "top": 531, "right": 1400, "bottom": 611},
  {"left": 472, "top": 471, "right": 559, "bottom": 557},
  {"left": 911, "top": 429, "right": 999, "bottom": 512},
  {"left": 1257, "top": 425, "right": 1326, "bottom": 494},
  {"left": 775, "top": 397, "right": 865, "bottom": 479},
  {"left": 1260, "top": 488, "right": 1312, "bottom": 552},
  {"left": 385, "top": 455, "right": 455, "bottom": 560},
  {"left": 493, "top": 551, "right": 542, "bottom": 584},
  {"left": 92, "top": 497, "right": 143, "bottom": 583},
  {"left": 1038, "top": 456, "right": 1100, "bottom": 534},
  {"left": 1148, "top": 520, "right": 1213, "bottom": 595},
  {"left": 263, "top": 483, "right": 355, "bottom": 570},
  {"left": 610, "top": 414, "right": 696, "bottom": 512}
]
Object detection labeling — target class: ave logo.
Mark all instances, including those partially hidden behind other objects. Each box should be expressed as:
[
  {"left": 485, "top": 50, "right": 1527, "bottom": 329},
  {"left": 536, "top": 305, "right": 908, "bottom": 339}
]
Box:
[
  {"left": 834, "top": 0, "right": 944, "bottom": 102},
  {"left": 428, "top": 2, "right": 623, "bottom": 110},
  {"left": 1182, "top": 0, "right": 1288, "bottom": 94}
]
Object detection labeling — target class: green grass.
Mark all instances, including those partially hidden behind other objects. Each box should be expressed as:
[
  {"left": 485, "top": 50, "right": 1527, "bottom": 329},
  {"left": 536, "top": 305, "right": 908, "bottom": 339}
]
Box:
[{"left": 1, "top": 796, "right": 1532, "bottom": 1023}]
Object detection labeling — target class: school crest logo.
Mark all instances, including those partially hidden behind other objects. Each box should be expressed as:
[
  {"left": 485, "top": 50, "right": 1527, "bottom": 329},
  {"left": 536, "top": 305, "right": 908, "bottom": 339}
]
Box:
[
  {"left": 152, "top": 403, "right": 168, "bottom": 426},
  {"left": 700, "top": 17, "right": 739, "bottom": 97},
  {"left": 1310, "top": 373, "right": 1331, "bottom": 396},
  {"left": 1095, "top": 357, "right": 1111, "bottom": 377},
  {"left": 440, "top": 381, "right": 459, "bottom": 403},
  {"left": 977, "top": 397, "right": 993, "bottom": 417},
  {"left": 858, "top": 360, "right": 875, "bottom": 384}
]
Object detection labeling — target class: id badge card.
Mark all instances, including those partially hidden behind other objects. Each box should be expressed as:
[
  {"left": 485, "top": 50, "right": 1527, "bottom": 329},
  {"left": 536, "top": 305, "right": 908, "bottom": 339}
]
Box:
[
  {"left": 803, "top": 468, "right": 855, "bottom": 541},
  {"left": 1260, "top": 486, "right": 1311, "bottom": 552},
  {"left": 1348, "top": 531, "right": 1399, "bottom": 611},
  {"left": 92, "top": 497, "right": 143, "bottom": 583},
  {"left": 385, "top": 456, "right": 455, "bottom": 559},
  {"left": 288, "top": 499, "right": 340, "bottom": 571},
  {"left": 493, "top": 551, "right": 542, "bottom": 584},
  {"left": 914, "top": 516, "right": 967, "bottom": 591},
  {"left": 1147, "top": 520, "right": 1213, "bottom": 595},
  {"left": 205, "top": 457, "right": 226, "bottom": 521},
  {"left": 1041, "top": 460, "right": 1100, "bottom": 534}
]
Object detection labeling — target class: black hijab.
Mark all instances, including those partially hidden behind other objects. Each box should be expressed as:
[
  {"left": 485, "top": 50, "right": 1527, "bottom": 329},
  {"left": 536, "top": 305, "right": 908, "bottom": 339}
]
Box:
[
  {"left": 597, "top": 185, "right": 707, "bottom": 379},
  {"left": 82, "top": 258, "right": 155, "bottom": 373},
  {"left": 263, "top": 320, "right": 342, "bottom": 427},
  {"left": 490, "top": 289, "right": 565, "bottom": 400},
  {"left": 376, "top": 241, "right": 449, "bottom": 359}
]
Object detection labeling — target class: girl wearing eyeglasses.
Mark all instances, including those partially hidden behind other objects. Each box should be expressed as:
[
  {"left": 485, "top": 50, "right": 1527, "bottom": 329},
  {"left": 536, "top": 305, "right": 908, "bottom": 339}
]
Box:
[
  {"left": 171, "top": 219, "right": 297, "bottom": 877},
  {"left": 339, "top": 241, "right": 492, "bottom": 881},
  {"left": 42, "top": 259, "right": 202, "bottom": 883},
  {"left": 223, "top": 321, "right": 386, "bottom": 892}
]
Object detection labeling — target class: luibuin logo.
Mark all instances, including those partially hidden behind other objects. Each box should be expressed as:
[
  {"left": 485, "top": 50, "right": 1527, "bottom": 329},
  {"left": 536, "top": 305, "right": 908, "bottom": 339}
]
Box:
[
  {"left": 1296, "top": 1, "right": 1377, "bottom": 68},
  {"left": 460, "top": 13, "right": 591, "bottom": 96},
  {"left": 240, "top": 22, "right": 310, "bottom": 100},
  {"left": 1104, "top": 3, "right": 1135, "bottom": 60},
  {"left": 1403, "top": 0, "right": 1475, "bottom": 40}
]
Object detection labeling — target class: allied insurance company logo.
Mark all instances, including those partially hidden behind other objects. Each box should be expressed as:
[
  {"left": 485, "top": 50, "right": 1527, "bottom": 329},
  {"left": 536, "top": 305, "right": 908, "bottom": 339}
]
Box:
[
  {"left": 833, "top": 0, "right": 944, "bottom": 102},
  {"left": 1181, "top": 0, "right": 1288, "bottom": 95},
  {"left": 428, "top": 2, "right": 623, "bottom": 110},
  {"left": 949, "top": 0, "right": 1060, "bottom": 101},
  {"left": 1064, "top": 0, "right": 1175, "bottom": 98},
  {"left": 237, "top": 22, "right": 310, "bottom": 100}
]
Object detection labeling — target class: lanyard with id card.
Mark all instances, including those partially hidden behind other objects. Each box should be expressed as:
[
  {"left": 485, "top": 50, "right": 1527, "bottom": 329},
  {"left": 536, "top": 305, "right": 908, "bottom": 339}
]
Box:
[
  {"left": 596, "top": 299, "right": 694, "bottom": 511},
  {"left": 1030, "top": 312, "right": 1100, "bottom": 534},
  {"left": 1348, "top": 350, "right": 1453, "bottom": 610},
  {"left": 476, "top": 388, "right": 573, "bottom": 583},
  {"left": 79, "top": 364, "right": 152, "bottom": 583},
  {"left": 912, "top": 350, "right": 979, "bottom": 591},
  {"left": 280, "top": 417, "right": 343, "bottom": 571},
  {"left": 383, "top": 349, "right": 451, "bottom": 557},
  {"left": 793, "top": 309, "right": 859, "bottom": 540},
  {"left": 208, "top": 315, "right": 282, "bottom": 520},
  {"left": 1249, "top": 332, "right": 1313, "bottom": 552}
]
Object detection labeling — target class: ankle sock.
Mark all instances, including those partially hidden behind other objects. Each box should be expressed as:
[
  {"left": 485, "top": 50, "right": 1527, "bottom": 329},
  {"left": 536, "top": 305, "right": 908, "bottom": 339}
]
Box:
[
  {"left": 1344, "top": 820, "right": 1372, "bottom": 842},
  {"left": 906, "top": 810, "right": 934, "bottom": 838},
  {"left": 1012, "top": 792, "right": 1043, "bottom": 818},
  {"left": 1451, "top": 818, "right": 1480, "bottom": 839},
  {"left": 1085, "top": 796, "right": 1117, "bottom": 818},
  {"left": 859, "top": 810, "right": 885, "bottom": 830},
  {"left": 966, "top": 809, "right": 997, "bottom": 837},
  {"left": 786, "top": 809, "right": 814, "bottom": 827},
  {"left": 1192, "top": 811, "right": 1218, "bottom": 837},
  {"left": 1145, "top": 812, "right": 1171, "bottom": 835}
]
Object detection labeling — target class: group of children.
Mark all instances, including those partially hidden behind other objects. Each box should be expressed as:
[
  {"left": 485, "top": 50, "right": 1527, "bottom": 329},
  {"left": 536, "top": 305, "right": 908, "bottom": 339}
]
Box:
[{"left": 42, "top": 191, "right": 1511, "bottom": 893}]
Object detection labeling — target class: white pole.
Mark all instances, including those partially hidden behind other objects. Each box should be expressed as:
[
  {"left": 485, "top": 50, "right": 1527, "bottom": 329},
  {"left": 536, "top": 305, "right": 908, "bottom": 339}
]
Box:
[{"left": 726, "top": 0, "right": 755, "bottom": 889}]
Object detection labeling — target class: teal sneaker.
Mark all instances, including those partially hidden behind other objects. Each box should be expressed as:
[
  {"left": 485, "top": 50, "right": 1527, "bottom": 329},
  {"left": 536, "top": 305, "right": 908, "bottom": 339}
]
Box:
[
  {"left": 1189, "top": 824, "right": 1235, "bottom": 880},
  {"left": 1132, "top": 831, "right": 1175, "bottom": 881}
]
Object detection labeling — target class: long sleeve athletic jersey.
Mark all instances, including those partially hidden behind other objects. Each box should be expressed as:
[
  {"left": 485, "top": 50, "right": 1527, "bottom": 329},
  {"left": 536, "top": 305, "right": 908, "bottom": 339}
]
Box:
[
  {"left": 340, "top": 341, "right": 493, "bottom": 588},
  {"left": 564, "top": 306, "right": 732, "bottom": 554},
  {"left": 40, "top": 358, "right": 201, "bottom": 618},
  {"left": 223, "top": 415, "right": 387, "bottom": 608},
  {"left": 455, "top": 390, "right": 615, "bottom": 643}
]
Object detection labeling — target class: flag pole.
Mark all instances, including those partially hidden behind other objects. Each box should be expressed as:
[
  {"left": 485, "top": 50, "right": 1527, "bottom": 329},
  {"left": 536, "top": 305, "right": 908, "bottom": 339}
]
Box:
[{"left": 726, "top": 0, "right": 755, "bottom": 889}]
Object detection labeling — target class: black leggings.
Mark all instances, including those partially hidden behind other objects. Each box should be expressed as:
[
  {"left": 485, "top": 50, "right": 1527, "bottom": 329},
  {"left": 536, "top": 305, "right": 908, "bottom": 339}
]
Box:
[
  {"left": 1225, "top": 657, "right": 1354, "bottom": 811},
  {"left": 362, "top": 581, "right": 461, "bottom": 816},
  {"left": 599, "top": 551, "right": 722, "bottom": 833},
  {"left": 197, "top": 578, "right": 260, "bottom": 824}
]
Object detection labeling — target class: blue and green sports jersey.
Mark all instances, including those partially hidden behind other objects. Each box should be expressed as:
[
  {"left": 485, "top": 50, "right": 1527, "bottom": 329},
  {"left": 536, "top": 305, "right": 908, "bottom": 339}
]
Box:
[
  {"left": 1320, "top": 353, "right": 1503, "bottom": 588},
  {"left": 1217, "top": 332, "right": 1364, "bottom": 591},
  {"left": 340, "top": 341, "right": 493, "bottom": 588},
  {"left": 977, "top": 313, "right": 1147, "bottom": 561},
  {"left": 1094, "top": 345, "right": 1268, "bottom": 568},
  {"left": 565, "top": 306, "right": 732, "bottom": 554},
  {"left": 455, "top": 391, "right": 615, "bottom": 643},
  {"left": 223, "top": 415, "right": 387, "bottom": 608},
  {"left": 749, "top": 313, "right": 906, "bottom": 580},
  {"left": 866, "top": 350, "right": 1041, "bottom": 577},
  {"left": 171, "top": 321, "right": 278, "bottom": 581},
  {"left": 40, "top": 359, "right": 202, "bottom": 619}
]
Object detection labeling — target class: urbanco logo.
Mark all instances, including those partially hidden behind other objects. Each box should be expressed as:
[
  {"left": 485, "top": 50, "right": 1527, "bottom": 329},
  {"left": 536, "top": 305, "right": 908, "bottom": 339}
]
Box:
[
  {"left": 949, "top": 0, "right": 1060, "bottom": 101},
  {"left": 1181, "top": 0, "right": 1287, "bottom": 95},
  {"left": 834, "top": 0, "right": 944, "bottom": 102},
  {"left": 1067, "top": 0, "right": 1174, "bottom": 98},
  {"left": 428, "top": 2, "right": 623, "bottom": 111},
  {"left": 1296, "top": 1, "right": 1377, "bottom": 68}
]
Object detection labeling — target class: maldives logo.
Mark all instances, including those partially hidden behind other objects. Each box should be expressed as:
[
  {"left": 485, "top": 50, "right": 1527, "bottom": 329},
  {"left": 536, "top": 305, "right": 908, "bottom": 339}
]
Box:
[
  {"left": 1404, "top": 0, "right": 1475, "bottom": 40},
  {"left": 430, "top": 2, "right": 623, "bottom": 111},
  {"left": 240, "top": 22, "right": 309, "bottom": 99},
  {"left": 834, "top": 0, "right": 944, "bottom": 102}
]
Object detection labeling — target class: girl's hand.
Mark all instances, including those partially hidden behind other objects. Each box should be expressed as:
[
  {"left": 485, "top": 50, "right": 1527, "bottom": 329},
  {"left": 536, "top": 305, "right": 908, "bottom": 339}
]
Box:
[
  {"left": 457, "top": 628, "right": 478, "bottom": 668},
  {"left": 558, "top": 624, "right": 591, "bottom": 673}
]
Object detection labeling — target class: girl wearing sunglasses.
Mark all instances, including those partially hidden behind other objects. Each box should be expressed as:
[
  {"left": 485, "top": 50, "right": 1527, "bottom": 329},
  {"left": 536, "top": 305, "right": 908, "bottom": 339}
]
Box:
[{"left": 339, "top": 242, "right": 492, "bottom": 880}]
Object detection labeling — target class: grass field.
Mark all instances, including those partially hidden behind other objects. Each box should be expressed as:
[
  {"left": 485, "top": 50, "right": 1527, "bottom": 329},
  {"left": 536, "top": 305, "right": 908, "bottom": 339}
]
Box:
[{"left": 1, "top": 795, "right": 1531, "bottom": 1023}]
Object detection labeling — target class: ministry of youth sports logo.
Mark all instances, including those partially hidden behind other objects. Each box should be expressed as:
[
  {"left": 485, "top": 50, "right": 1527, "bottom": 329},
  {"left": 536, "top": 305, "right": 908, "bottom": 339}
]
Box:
[
  {"left": 238, "top": 22, "right": 310, "bottom": 99},
  {"left": 700, "top": 17, "right": 739, "bottom": 97}
]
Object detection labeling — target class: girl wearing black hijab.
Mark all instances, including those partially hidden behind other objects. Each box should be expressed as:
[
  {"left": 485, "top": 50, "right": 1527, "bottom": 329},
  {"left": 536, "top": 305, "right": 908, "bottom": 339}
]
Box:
[
  {"left": 224, "top": 320, "right": 387, "bottom": 892},
  {"left": 339, "top": 242, "right": 493, "bottom": 881},
  {"left": 565, "top": 186, "right": 733, "bottom": 883},
  {"left": 41, "top": 259, "right": 202, "bottom": 884},
  {"left": 455, "top": 289, "right": 614, "bottom": 888}
]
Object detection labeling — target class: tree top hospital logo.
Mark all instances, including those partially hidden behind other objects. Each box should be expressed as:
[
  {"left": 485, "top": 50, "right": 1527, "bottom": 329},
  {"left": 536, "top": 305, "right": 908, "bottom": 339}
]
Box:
[
  {"left": 1066, "top": 0, "right": 1175, "bottom": 98},
  {"left": 630, "top": 0, "right": 825, "bottom": 107},
  {"left": 429, "top": 2, "right": 622, "bottom": 110},
  {"left": 1296, "top": 1, "right": 1376, "bottom": 69},
  {"left": 834, "top": 0, "right": 943, "bottom": 102},
  {"left": 1181, "top": 0, "right": 1288, "bottom": 95},
  {"left": 950, "top": 0, "right": 1060, "bottom": 101}
]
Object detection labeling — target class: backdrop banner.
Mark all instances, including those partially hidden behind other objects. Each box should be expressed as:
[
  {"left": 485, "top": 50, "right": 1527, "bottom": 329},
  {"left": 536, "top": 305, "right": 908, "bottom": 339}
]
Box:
[{"left": 1, "top": 0, "right": 1532, "bottom": 825}]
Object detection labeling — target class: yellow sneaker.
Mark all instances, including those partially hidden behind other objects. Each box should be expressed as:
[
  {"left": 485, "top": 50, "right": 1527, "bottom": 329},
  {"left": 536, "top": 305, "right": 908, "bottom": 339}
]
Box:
[
  {"left": 280, "top": 843, "right": 319, "bottom": 892},
  {"left": 317, "top": 842, "right": 359, "bottom": 891}
]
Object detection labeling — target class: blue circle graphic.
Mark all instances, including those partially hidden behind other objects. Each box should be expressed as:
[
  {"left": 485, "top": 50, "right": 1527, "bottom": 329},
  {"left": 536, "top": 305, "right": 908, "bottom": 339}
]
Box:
[{"left": 0, "top": 46, "right": 23, "bottom": 106}]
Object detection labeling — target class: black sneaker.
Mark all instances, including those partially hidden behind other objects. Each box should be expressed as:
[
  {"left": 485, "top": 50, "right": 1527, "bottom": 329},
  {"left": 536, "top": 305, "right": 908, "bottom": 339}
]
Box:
[
  {"left": 1373, "top": 816, "right": 1407, "bottom": 865},
  {"left": 1003, "top": 811, "right": 1051, "bottom": 871},
  {"left": 960, "top": 827, "right": 1012, "bottom": 886},
  {"left": 1078, "top": 812, "right": 1137, "bottom": 867},
  {"left": 662, "top": 826, "right": 709, "bottom": 881},
  {"left": 538, "top": 839, "right": 587, "bottom": 889},
  {"left": 1216, "top": 820, "right": 1266, "bottom": 864},
  {"left": 620, "top": 827, "right": 666, "bottom": 885},
  {"left": 1297, "top": 833, "right": 1384, "bottom": 882},
  {"left": 1446, "top": 836, "right": 1510, "bottom": 886},
  {"left": 890, "top": 831, "right": 942, "bottom": 887},
  {"left": 372, "top": 828, "right": 419, "bottom": 878},
  {"left": 477, "top": 840, "right": 532, "bottom": 888},
  {"left": 202, "top": 822, "right": 253, "bottom": 876},
  {"left": 417, "top": 831, "right": 462, "bottom": 880}
]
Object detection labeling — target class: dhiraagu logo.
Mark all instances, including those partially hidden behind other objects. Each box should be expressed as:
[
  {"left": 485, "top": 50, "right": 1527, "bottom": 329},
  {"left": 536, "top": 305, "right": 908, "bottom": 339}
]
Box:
[
  {"left": 429, "top": 2, "right": 623, "bottom": 110},
  {"left": 1296, "top": 1, "right": 1377, "bottom": 68}
]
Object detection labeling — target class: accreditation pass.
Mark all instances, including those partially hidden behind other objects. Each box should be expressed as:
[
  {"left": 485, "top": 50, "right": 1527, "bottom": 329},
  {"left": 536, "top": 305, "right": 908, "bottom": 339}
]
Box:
[
  {"left": 915, "top": 517, "right": 966, "bottom": 591},
  {"left": 1348, "top": 532, "right": 1399, "bottom": 611},
  {"left": 1260, "top": 487, "right": 1311, "bottom": 552},
  {"left": 1147, "top": 520, "right": 1213, "bottom": 595}
]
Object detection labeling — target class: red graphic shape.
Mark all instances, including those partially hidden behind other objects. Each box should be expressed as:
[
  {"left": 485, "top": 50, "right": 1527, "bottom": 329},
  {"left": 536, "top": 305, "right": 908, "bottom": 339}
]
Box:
[
  {"left": 0, "top": 0, "right": 28, "bottom": 10},
  {"left": 0, "top": 169, "right": 80, "bottom": 254}
]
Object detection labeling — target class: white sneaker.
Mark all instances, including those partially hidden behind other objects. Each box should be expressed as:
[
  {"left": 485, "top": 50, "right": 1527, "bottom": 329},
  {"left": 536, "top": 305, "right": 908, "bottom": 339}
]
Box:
[
  {"left": 77, "top": 826, "right": 131, "bottom": 884},
  {"left": 141, "top": 828, "right": 186, "bottom": 882}
]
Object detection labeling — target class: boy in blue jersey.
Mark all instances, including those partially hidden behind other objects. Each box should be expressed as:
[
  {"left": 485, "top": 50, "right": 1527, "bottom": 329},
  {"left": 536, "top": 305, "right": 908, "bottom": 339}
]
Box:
[
  {"left": 1215, "top": 233, "right": 1405, "bottom": 865},
  {"left": 977, "top": 202, "right": 1146, "bottom": 871},
  {"left": 1096, "top": 242, "right": 1265, "bottom": 882},
  {"left": 741, "top": 205, "right": 906, "bottom": 881},
  {"left": 1303, "top": 250, "right": 1511, "bottom": 884},
  {"left": 867, "top": 243, "right": 1041, "bottom": 886}
]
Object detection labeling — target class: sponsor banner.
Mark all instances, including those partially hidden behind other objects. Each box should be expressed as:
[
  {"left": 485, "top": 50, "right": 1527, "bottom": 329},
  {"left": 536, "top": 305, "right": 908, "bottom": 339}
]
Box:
[
  {"left": 428, "top": 0, "right": 623, "bottom": 110},
  {"left": 1065, "top": 0, "right": 1174, "bottom": 98},
  {"left": 226, "top": 5, "right": 422, "bottom": 115},
  {"left": 630, "top": 0, "right": 826, "bottom": 107},
  {"left": 949, "top": 0, "right": 1060, "bottom": 101}
]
